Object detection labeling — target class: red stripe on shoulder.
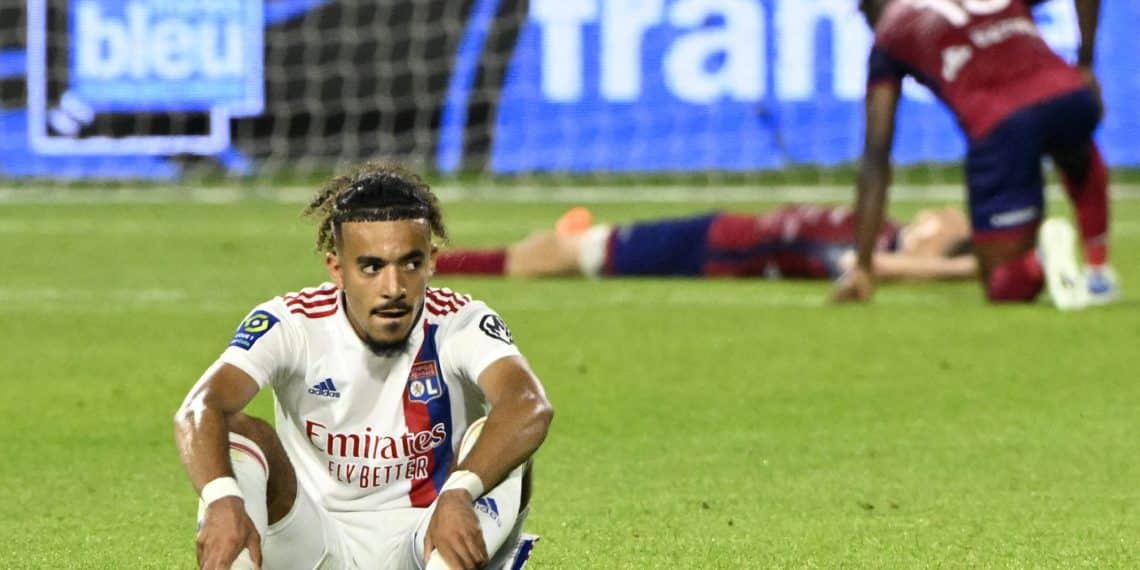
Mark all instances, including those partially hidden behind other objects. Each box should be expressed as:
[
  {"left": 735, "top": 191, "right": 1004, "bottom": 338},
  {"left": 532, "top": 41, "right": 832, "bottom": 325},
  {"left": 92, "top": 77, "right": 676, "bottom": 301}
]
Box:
[
  {"left": 283, "top": 285, "right": 338, "bottom": 301},
  {"left": 285, "top": 295, "right": 337, "bottom": 309},
  {"left": 427, "top": 288, "right": 471, "bottom": 305},
  {"left": 289, "top": 305, "right": 339, "bottom": 319},
  {"left": 432, "top": 294, "right": 459, "bottom": 311},
  {"left": 425, "top": 288, "right": 474, "bottom": 316},
  {"left": 297, "top": 285, "right": 338, "bottom": 298},
  {"left": 284, "top": 285, "right": 339, "bottom": 313},
  {"left": 440, "top": 288, "right": 472, "bottom": 305},
  {"left": 425, "top": 300, "right": 455, "bottom": 316}
]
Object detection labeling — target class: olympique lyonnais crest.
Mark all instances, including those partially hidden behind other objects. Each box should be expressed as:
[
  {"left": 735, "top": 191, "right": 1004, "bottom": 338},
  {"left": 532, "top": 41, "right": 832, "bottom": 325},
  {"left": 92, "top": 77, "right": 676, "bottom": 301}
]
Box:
[{"left": 407, "top": 361, "right": 445, "bottom": 404}]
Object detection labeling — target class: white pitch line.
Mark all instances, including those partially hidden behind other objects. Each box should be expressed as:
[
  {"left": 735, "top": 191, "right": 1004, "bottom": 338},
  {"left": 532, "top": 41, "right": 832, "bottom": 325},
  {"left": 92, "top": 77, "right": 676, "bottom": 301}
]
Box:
[
  {"left": 0, "top": 218, "right": 544, "bottom": 237},
  {"left": 1, "top": 216, "right": 1136, "bottom": 239},
  {"left": 0, "top": 287, "right": 249, "bottom": 315},
  {"left": 0, "top": 219, "right": 308, "bottom": 236},
  {"left": 0, "top": 287, "right": 189, "bottom": 303},
  {"left": 2, "top": 184, "right": 1140, "bottom": 204},
  {"left": 490, "top": 290, "right": 961, "bottom": 310},
  {"left": 0, "top": 286, "right": 968, "bottom": 314}
]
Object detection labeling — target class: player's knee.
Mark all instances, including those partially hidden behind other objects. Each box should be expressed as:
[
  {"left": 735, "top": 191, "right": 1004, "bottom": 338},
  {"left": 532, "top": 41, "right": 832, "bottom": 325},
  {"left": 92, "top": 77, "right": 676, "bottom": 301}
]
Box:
[
  {"left": 985, "top": 263, "right": 1042, "bottom": 302},
  {"left": 225, "top": 414, "right": 298, "bottom": 522},
  {"left": 986, "top": 284, "right": 1037, "bottom": 303},
  {"left": 225, "top": 413, "right": 278, "bottom": 452}
]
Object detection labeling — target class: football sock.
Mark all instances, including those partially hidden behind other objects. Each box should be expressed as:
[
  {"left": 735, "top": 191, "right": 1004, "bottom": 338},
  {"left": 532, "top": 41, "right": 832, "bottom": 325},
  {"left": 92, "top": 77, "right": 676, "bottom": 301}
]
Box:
[
  {"left": 1060, "top": 145, "right": 1109, "bottom": 266},
  {"left": 195, "top": 433, "right": 271, "bottom": 540},
  {"left": 986, "top": 251, "right": 1044, "bottom": 302},
  {"left": 434, "top": 249, "right": 507, "bottom": 275}
]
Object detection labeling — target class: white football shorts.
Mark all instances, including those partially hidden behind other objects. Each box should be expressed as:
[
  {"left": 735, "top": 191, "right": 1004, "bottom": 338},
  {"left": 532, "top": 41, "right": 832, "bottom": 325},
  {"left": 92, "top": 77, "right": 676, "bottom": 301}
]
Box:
[{"left": 262, "top": 478, "right": 528, "bottom": 569}]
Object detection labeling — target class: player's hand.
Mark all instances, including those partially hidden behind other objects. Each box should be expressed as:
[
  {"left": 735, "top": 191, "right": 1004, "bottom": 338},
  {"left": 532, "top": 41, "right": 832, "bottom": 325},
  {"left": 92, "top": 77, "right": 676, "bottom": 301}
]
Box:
[
  {"left": 196, "top": 496, "right": 262, "bottom": 570},
  {"left": 1078, "top": 65, "right": 1104, "bottom": 120},
  {"left": 423, "top": 490, "right": 487, "bottom": 570},
  {"left": 832, "top": 266, "right": 875, "bottom": 303}
]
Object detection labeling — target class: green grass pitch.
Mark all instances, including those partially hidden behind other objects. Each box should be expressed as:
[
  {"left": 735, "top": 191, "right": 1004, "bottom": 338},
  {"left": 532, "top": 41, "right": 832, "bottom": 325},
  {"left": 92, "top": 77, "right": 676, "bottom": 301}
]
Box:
[{"left": 1, "top": 195, "right": 1138, "bottom": 568}]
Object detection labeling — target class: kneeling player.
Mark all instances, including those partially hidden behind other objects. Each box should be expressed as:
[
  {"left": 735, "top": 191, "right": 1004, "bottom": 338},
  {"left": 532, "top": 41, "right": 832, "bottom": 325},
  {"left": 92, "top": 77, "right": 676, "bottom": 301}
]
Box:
[
  {"left": 835, "top": 0, "right": 1119, "bottom": 309},
  {"left": 174, "top": 163, "right": 553, "bottom": 569}
]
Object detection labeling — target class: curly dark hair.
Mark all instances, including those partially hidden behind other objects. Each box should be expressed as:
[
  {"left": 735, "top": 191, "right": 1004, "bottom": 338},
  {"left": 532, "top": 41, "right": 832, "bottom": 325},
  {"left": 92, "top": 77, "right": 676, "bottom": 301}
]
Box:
[{"left": 302, "top": 162, "right": 448, "bottom": 253}]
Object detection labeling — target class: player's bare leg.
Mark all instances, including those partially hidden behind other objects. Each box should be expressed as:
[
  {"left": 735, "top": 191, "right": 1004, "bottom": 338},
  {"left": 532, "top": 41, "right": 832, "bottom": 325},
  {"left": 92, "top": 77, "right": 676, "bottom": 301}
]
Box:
[
  {"left": 433, "top": 231, "right": 581, "bottom": 278},
  {"left": 504, "top": 230, "right": 583, "bottom": 278},
  {"left": 505, "top": 207, "right": 601, "bottom": 278},
  {"left": 434, "top": 208, "right": 594, "bottom": 278}
]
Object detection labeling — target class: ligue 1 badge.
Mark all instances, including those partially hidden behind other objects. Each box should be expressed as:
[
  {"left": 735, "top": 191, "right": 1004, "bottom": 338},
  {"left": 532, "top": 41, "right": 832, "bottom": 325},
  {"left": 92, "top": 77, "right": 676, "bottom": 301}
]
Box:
[{"left": 229, "top": 310, "right": 279, "bottom": 350}]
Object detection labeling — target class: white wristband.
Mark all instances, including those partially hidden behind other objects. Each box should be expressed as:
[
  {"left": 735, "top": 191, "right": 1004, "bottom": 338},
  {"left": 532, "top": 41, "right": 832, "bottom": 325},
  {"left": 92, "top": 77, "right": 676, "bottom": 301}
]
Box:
[
  {"left": 440, "top": 470, "right": 485, "bottom": 499},
  {"left": 200, "top": 476, "right": 243, "bottom": 505}
]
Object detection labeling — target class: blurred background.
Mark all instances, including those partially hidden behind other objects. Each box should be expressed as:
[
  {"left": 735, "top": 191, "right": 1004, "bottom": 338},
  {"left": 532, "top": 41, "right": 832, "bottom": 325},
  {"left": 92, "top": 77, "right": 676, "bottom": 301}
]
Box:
[{"left": 1, "top": 0, "right": 1136, "bottom": 184}]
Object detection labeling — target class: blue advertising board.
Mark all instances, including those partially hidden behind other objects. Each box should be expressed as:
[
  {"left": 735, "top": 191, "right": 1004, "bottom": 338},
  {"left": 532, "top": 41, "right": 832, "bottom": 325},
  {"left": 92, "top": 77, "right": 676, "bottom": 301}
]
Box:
[
  {"left": 26, "top": 0, "right": 264, "bottom": 156},
  {"left": 477, "top": 0, "right": 1140, "bottom": 173},
  {"left": 3, "top": 0, "right": 1136, "bottom": 180}
]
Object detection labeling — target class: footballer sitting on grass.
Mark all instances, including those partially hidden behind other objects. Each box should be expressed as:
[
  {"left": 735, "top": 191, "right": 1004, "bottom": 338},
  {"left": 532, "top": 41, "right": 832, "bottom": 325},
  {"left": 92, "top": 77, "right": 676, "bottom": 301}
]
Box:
[{"left": 174, "top": 163, "right": 553, "bottom": 570}]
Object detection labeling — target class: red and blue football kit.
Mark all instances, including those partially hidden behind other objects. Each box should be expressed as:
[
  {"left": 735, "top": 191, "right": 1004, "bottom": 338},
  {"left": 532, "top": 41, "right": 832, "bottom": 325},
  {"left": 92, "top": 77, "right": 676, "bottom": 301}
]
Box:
[
  {"left": 868, "top": 0, "right": 1102, "bottom": 239},
  {"left": 604, "top": 205, "right": 901, "bottom": 279}
]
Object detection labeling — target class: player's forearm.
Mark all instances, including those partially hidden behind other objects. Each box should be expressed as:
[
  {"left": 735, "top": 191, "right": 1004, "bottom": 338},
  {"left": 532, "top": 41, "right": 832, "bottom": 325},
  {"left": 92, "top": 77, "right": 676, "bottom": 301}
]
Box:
[
  {"left": 174, "top": 363, "right": 261, "bottom": 493},
  {"left": 854, "top": 155, "right": 890, "bottom": 271},
  {"left": 856, "top": 82, "right": 900, "bottom": 274},
  {"left": 1075, "top": 0, "right": 1100, "bottom": 66},
  {"left": 873, "top": 254, "right": 977, "bottom": 281},
  {"left": 458, "top": 394, "right": 553, "bottom": 491},
  {"left": 174, "top": 403, "right": 237, "bottom": 493}
]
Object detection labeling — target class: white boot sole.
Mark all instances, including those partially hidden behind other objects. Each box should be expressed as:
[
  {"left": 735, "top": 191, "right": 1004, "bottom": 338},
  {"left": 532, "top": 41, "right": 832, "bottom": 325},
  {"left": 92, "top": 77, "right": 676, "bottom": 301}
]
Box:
[{"left": 1038, "top": 219, "right": 1087, "bottom": 311}]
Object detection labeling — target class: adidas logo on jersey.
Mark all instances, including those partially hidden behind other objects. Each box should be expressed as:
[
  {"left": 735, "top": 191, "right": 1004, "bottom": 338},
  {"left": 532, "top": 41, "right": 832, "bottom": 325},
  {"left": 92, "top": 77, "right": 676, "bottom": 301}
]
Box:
[
  {"left": 308, "top": 378, "right": 341, "bottom": 399},
  {"left": 474, "top": 497, "right": 501, "bottom": 526}
]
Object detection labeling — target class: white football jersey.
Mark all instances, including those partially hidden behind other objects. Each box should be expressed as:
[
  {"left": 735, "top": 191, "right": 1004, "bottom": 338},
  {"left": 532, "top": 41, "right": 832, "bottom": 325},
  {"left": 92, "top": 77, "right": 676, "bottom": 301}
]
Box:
[{"left": 216, "top": 283, "right": 521, "bottom": 515}]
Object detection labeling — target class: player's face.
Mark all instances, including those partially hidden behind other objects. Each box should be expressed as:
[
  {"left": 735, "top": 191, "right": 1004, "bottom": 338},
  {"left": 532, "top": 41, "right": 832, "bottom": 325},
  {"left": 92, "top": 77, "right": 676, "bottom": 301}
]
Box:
[{"left": 326, "top": 219, "right": 436, "bottom": 356}]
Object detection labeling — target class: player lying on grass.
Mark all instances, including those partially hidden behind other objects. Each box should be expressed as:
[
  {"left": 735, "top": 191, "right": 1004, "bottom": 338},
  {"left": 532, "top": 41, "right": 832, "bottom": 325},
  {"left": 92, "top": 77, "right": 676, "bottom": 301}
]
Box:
[
  {"left": 174, "top": 163, "right": 553, "bottom": 570},
  {"left": 433, "top": 204, "right": 978, "bottom": 282},
  {"left": 834, "top": 0, "right": 1119, "bottom": 310}
]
